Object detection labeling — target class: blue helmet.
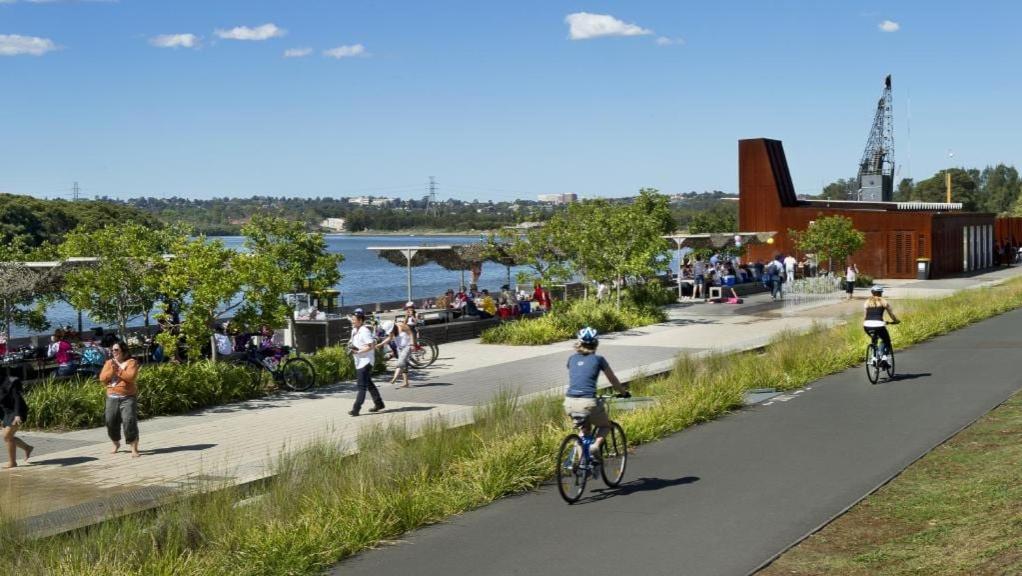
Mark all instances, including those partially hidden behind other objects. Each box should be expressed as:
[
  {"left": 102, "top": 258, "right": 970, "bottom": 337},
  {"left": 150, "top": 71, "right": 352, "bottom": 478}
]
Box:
[{"left": 577, "top": 327, "right": 599, "bottom": 345}]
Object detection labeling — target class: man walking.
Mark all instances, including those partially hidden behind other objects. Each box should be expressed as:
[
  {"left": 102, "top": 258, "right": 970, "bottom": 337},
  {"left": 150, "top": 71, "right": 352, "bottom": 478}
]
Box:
[
  {"left": 783, "top": 253, "right": 797, "bottom": 284},
  {"left": 348, "top": 311, "right": 385, "bottom": 416}
]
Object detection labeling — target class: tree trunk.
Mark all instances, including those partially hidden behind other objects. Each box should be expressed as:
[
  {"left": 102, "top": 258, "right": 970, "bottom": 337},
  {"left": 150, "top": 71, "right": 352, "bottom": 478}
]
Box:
[{"left": 616, "top": 274, "right": 622, "bottom": 308}]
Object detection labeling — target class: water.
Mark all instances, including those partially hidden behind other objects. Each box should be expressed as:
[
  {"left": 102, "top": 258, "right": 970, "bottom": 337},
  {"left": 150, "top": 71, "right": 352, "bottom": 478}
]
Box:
[{"left": 10, "top": 235, "right": 529, "bottom": 338}]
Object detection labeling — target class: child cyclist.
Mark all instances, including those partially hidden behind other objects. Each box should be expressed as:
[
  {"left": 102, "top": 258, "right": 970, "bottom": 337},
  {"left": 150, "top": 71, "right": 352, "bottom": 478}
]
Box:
[{"left": 564, "top": 327, "right": 629, "bottom": 461}]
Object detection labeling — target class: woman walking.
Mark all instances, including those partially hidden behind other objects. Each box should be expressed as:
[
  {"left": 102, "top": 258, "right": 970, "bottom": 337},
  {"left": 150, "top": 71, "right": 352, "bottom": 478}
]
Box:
[
  {"left": 1, "top": 371, "right": 32, "bottom": 468},
  {"left": 99, "top": 341, "right": 141, "bottom": 457},
  {"left": 845, "top": 263, "right": 859, "bottom": 300},
  {"left": 376, "top": 320, "right": 416, "bottom": 388}
]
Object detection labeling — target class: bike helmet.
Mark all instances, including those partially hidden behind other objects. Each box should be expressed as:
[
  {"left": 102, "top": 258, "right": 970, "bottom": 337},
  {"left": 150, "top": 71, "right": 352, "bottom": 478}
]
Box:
[
  {"left": 870, "top": 285, "right": 884, "bottom": 295},
  {"left": 405, "top": 301, "right": 415, "bottom": 309},
  {"left": 380, "top": 320, "right": 395, "bottom": 334},
  {"left": 577, "top": 327, "right": 599, "bottom": 345}
]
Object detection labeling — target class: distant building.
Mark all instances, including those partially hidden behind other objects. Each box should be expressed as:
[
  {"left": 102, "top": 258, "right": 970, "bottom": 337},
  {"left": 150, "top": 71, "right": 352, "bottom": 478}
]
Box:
[
  {"left": 537, "top": 193, "right": 577, "bottom": 204},
  {"left": 320, "top": 217, "right": 347, "bottom": 232},
  {"left": 347, "top": 196, "right": 395, "bottom": 207}
]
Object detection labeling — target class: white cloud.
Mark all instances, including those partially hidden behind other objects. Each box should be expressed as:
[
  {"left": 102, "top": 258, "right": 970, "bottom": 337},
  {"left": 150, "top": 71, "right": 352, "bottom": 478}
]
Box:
[
  {"left": 323, "top": 44, "right": 366, "bottom": 59},
  {"left": 879, "top": 20, "right": 900, "bottom": 32},
  {"left": 150, "top": 33, "right": 199, "bottom": 49},
  {"left": 0, "top": 34, "right": 58, "bottom": 56},
  {"left": 655, "top": 36, "right": 684, "bottom": 46},
  {"left": 565, "top": 12, "right": 652, "bottom": 40},
  {"left": 283, "top": 47, "right": 312, "bottom": 58},
  {"left": 215, "top": 23, "right": 285, "bottom": 41}
]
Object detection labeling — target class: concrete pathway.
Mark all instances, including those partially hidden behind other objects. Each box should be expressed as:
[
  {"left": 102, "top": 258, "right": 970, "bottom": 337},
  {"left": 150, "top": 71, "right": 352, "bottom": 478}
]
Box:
[{"left": 2, "top": 267, "right": 1018, "bottom": 537}]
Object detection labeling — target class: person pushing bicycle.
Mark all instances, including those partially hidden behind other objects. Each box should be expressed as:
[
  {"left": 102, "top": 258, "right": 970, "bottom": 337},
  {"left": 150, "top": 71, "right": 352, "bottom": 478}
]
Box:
[
  {"left": 864, "top": 285, "right": 900, "bottom": 367},
  {"left": 564, "top": 327, "right": 629, "bottom": 462}
]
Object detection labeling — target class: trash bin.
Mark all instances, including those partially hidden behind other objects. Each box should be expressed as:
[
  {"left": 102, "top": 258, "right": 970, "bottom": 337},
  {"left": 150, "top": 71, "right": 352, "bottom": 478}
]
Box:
[{"left": 916, "top": 258, "right": 931, "bottom": 280}]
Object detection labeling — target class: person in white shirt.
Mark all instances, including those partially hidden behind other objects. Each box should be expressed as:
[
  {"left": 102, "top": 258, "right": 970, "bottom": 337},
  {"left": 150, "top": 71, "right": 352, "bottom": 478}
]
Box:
[
  {"left": 376, "top": 320, "right": 415, "bottom": 388},
  {"left": 845, "top": 263, "right": 859, "bottom": 300},
  {"left": 783, "top": 254, "right": 797, "bottom": 284},
  {"left": 347, "top": 312, "right": 385, "bottom": 416},
  {"left": 692, "top": 255, "right": 707, "bottom": 301}
]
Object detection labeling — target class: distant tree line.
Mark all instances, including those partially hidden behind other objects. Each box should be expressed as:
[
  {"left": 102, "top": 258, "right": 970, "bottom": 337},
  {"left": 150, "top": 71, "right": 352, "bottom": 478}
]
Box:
[
  {"left": 818, "top": 164, "right": 1022, "bottom": 214},
  {"left": 0, "top": 193, "right": 160, "bottom": 249}
]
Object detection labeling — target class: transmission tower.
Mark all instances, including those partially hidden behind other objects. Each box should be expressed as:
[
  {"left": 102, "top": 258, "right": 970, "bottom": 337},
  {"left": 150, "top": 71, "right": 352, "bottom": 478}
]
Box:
[
  {"left": 857, "top": 74, "right": 895, "bottom": 201},
  {"left": 72, "top": 181, "right": 81, "bottom": 201},
  {"left": 424, "top": 176, "right": 439, "bottom": 217}
]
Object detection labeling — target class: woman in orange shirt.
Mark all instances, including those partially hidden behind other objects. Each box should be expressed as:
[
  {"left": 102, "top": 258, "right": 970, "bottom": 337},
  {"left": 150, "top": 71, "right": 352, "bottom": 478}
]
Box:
[{"left": 99, "top": 341, "right": 142, "bottom": 458}]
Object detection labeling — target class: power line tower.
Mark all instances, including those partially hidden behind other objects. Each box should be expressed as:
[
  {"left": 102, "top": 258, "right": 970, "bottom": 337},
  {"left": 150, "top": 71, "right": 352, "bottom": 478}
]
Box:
[
  {"left": 72, "top": 181, "right": 81, "bottom": 201},
  {"left": 424, "top": 176, "right": 439, "bottom": 217},
  {"left": 857, "top": 74, "right": 895, "bottom": 201}
]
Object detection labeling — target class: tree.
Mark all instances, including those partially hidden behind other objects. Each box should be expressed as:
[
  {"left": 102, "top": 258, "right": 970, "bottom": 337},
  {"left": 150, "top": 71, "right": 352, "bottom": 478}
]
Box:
[
  {"left": 158, "top": 236, "right": 243, "bottom": 355},
  {"left": 688, "top": 203, "right": 737, "bottom": 233},
  {"left": 597, "top": 190, "right": 673, "bottom": 306},
  {"left": 819, "top": 177, "right": 858, "bottom": 200},
  {"left": 978, "top": 164, "right": 1021, "bottom": 214},
  {"left": 790, "top": 215, "right": 865, "bottom": 272},
  {"left": 894, "top": 178, "right": 914, "bottom": 202},
  {"left": 233, "top": 215, "right": 344, "bottom": 329},
  {"left": 0, "top": 239, "right": 56, "bottom": 343},
  {"left": 506, "top": 224, "right": 572, "bottom": 285},
  {"left": 912, "top": 169, "right": 980, "bottom": 210},
  {"left": 59, "top": 224, "right": 175, "bottom": 337}
]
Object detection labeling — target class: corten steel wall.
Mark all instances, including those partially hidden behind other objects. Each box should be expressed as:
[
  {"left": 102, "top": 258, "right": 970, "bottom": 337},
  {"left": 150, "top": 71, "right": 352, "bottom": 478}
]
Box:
[
  {"left": 995, "top": 217, "right": 1022, "bottom": 246},
  {"left": 738, "top": 138, "right": 994, "bottom": 279}
]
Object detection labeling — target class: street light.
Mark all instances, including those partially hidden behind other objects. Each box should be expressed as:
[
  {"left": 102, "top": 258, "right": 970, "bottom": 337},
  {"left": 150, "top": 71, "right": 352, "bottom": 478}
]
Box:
[{"left": 946, "top": 149, "right": 954, "bottom": 203}]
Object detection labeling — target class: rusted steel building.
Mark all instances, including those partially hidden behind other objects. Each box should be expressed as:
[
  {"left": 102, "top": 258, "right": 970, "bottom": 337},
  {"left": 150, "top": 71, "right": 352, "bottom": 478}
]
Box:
[{"left": 738, "top": 138, "right": 995, "bottom": 279}]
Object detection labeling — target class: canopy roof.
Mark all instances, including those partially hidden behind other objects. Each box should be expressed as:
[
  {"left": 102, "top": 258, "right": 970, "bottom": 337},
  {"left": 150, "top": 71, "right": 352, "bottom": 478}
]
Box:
[{"left": 663, "top": 232, "right": 776, "bottom": 250}]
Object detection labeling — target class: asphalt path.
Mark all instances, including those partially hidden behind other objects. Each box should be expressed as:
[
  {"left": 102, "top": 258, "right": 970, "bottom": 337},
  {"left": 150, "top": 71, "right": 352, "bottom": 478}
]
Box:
[{"left": 332, "top": 308, "right": 1022, "bottom": 576}]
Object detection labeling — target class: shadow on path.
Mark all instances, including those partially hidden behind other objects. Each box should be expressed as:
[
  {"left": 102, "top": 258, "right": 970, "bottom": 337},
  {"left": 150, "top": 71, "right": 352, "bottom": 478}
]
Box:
[
  {"left": 142, "top": 443, "right": 217, "bottom": 456},
  {"left": 29, "top": 456, "right": 98, "bottom": 467},
  {"left": 580, "top": 475, "right": 700, "bottom": 504},
  {"left": 380, "top": 406, "right": 435, "bottom": 414},
  {"left": 888, "top": 372, "right": 932, "bottom": 382}
]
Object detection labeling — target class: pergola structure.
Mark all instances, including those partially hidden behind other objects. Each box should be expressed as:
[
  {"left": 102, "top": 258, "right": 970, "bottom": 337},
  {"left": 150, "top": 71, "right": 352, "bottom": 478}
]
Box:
[{"left": 367, "top": 245, "right": 454, "bottom": 303}]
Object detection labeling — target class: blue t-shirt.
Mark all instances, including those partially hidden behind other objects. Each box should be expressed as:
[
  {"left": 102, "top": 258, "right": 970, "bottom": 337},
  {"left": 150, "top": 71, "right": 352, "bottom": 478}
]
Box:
[{"left": 566, "top": 353, "right": 609, "bottom": 398}]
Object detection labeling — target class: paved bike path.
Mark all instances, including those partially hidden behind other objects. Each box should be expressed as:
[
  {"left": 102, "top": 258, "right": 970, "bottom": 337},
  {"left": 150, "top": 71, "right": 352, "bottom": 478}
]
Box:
[{"left": 333, "top": 308, "right": 1022, "bottom": 576}]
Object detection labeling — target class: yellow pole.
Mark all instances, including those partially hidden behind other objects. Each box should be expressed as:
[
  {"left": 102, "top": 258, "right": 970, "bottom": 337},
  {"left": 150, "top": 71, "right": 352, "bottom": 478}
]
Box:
[{"left": 946, "top": 171, "right": 952, "bottom": 203}]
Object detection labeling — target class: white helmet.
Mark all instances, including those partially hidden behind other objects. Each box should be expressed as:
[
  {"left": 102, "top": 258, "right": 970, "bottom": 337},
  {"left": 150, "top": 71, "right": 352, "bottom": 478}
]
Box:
[
  {"left": 380, "top": 320, "right": 395, "bottom": 334},
  {"left": 577, "top": 326, "right": 599, "bottom": 345}
]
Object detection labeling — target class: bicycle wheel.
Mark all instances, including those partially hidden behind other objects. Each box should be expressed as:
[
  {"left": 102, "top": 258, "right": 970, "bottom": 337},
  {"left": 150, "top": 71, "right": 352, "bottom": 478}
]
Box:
[
  {"left": 233, "top": 358, "right": 271, "bottom": 390},
  {"left": 600, "top": 422, "right": 628, "bottom": 487},
  {"left": 885, "top": 349, "right": 896, "bottom": 380},
  {"left": 281, "top": 357, "right": 316, "bottom": 391},
  {"left": 408, "top": 340, "right": 437, "bottom": 369},
  {"left": 556, "top": 434, "right": 587, "bottom": 503},
  {"left": 865, "top": 344, "right": 880, "bottom": 385}
]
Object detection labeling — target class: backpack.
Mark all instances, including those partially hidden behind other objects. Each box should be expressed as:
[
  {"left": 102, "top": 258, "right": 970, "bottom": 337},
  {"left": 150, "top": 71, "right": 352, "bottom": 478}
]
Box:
[{"left": 81, "top": 345, "right": 106, "bottom": 367}]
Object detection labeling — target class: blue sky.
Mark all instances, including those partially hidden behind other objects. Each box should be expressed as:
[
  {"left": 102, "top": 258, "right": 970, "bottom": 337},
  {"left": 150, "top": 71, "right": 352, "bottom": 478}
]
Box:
[{"left": 1, "top": 1, "right": 1020, "bottom": 202}]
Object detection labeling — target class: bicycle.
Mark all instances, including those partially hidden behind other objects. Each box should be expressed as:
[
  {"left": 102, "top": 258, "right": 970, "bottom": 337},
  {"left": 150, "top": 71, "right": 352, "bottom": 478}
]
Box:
[
  {"left": 556, "top": 391, "right": 629, "bottom": 504},
  {"left": 865, "top": 321, "right": 897, "bottom": 385},
  {"left": 230, "top": 345, "right": 317, "bottom": 392},
  {"left": 365, "top": 315, "right": 439, "bottom": 369}
]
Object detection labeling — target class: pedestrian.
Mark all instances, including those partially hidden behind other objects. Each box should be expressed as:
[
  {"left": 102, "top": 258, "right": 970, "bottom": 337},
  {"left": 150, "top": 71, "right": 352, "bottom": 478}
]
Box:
[
  {"left": 49, "top": 329, "right": 76, "bottom": 377},
  {"left": 692, "top": 255, "right": 707, "bottom": 301},
  {"left": 784, "top": 253, "right": 797, "bottom": 282},
  {"left": 377, "top": 320, "right": 415, "bottom": 389},
  {"left": 100, "top": 341, "right": 141, "bottom": 457},
  {"left": 1, "top": 371, "right": 32, "bottom": 469},
  {"left": 765, "top": 256, "right": 784, "bottom": 300},
  {"left": 347, "top": 311, "right": 384, "bottom": 416},
  {"left": 845, "top": 262, "right": 859, "bottom": 300}
]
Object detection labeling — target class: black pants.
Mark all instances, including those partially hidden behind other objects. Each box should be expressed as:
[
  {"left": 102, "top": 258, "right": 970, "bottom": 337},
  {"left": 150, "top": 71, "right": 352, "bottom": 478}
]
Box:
[
  {"left": 352, "top": 364, "right": 383, "bottom": 413},
  {"left": 864, "top": 326, "right": 892, "bottom": 354}
]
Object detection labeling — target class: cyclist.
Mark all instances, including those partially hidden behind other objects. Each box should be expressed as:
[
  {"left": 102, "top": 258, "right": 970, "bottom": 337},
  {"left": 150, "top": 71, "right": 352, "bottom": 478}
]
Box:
[
  {"left": 864, "top": 285, "right": 900, "bottom": 367},
  {"left": 564, "top": 327, "right": 629, "bottom": 462}
]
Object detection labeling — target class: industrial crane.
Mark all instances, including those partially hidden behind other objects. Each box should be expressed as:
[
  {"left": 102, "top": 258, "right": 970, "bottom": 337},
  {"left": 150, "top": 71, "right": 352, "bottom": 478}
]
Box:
[{"left": 857, "top": 75, "right": 894, "bottom": 201}]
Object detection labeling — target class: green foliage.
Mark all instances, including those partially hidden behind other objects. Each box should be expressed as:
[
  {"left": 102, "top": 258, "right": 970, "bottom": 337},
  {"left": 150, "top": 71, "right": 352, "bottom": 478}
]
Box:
[
  {"left": 159, "top": 236, "right": 243, "bottom": 354},
  {"left": 625, "top": 279, "right": 677, "bottom": 307},
  {"left": 306, "top": 345, "right": 356, "bottom": 384},
  {"left": 687, "top": 202, "right": 738, "bottom": 233},
  {"left": 0, "top": 193, "right": 160, "bottom": 248},
  {"left": 59, "top": 224, "right": 178, "bottom": 336},
  {"left": 818, "top": 177, "right": 859, "bottom": 201},
  {"left": 480, "top": 298, "right": 666, "bottom": 345},
  {"left": 854, "top": 273, "right": 874, "bottom": 288},
  {"left": 504, "top": 224, "right": 572, "bottom": 284},
  {"left": 790, "top": 215, "right": 866, "bottom": 271},
  {"left": 233, "top": 215, "right": 344, "bottom": 329},
  {"left": 0, "top": 239, "right": 56, "bottom": 340},
  {"left": 911, "top": 169, "right": 980, "bottom": 210}
]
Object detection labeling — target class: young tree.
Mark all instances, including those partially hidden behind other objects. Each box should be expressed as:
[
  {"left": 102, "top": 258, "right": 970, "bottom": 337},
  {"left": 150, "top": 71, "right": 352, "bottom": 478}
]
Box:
[
  {"left": 596, "top": 190, "right": 674, "bottom": 306},
  {"left": 233, "top": 215, "right": 344, "bottom": 329},
  {"left": 59, "top": 224, "right": 174, "bottom": 337},
  {"left": 158, "top": 235, "right": 243, "bottom": 355},
  {"left": 506, "top": 224, "right": 572, "bottom": 285},
  {"left": 0, "top": 239, "right": 56, "bottom": 343},
  {"left": 790, "top": 215, "right": 865, "bottom": 273}
]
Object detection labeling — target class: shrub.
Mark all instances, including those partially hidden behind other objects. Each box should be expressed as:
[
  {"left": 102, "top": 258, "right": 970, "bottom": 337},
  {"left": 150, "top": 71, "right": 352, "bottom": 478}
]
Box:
[
  {"left": 625, "top": 279, "right": 677, "bottom": 307},
  {"left": 307, "top": 345, "right": 356, "bottom": 384},
  {"left": 481, "top": 298, "right": 666, "bottom": 345},
  {"left": 855, "top": 274, "right": 874, "bottom": 288}
]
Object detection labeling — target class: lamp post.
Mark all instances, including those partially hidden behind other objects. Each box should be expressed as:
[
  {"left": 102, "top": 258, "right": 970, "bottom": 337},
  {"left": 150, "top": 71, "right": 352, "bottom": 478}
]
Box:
[{"left": 946, "top": 149, "right": 954, "bottom": 203}]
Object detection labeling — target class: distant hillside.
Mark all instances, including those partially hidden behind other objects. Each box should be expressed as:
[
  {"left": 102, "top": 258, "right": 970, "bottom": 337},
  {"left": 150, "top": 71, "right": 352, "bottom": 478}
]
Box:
[{"left": 0, "top": 193, "right": 162, "bottom": 248}]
